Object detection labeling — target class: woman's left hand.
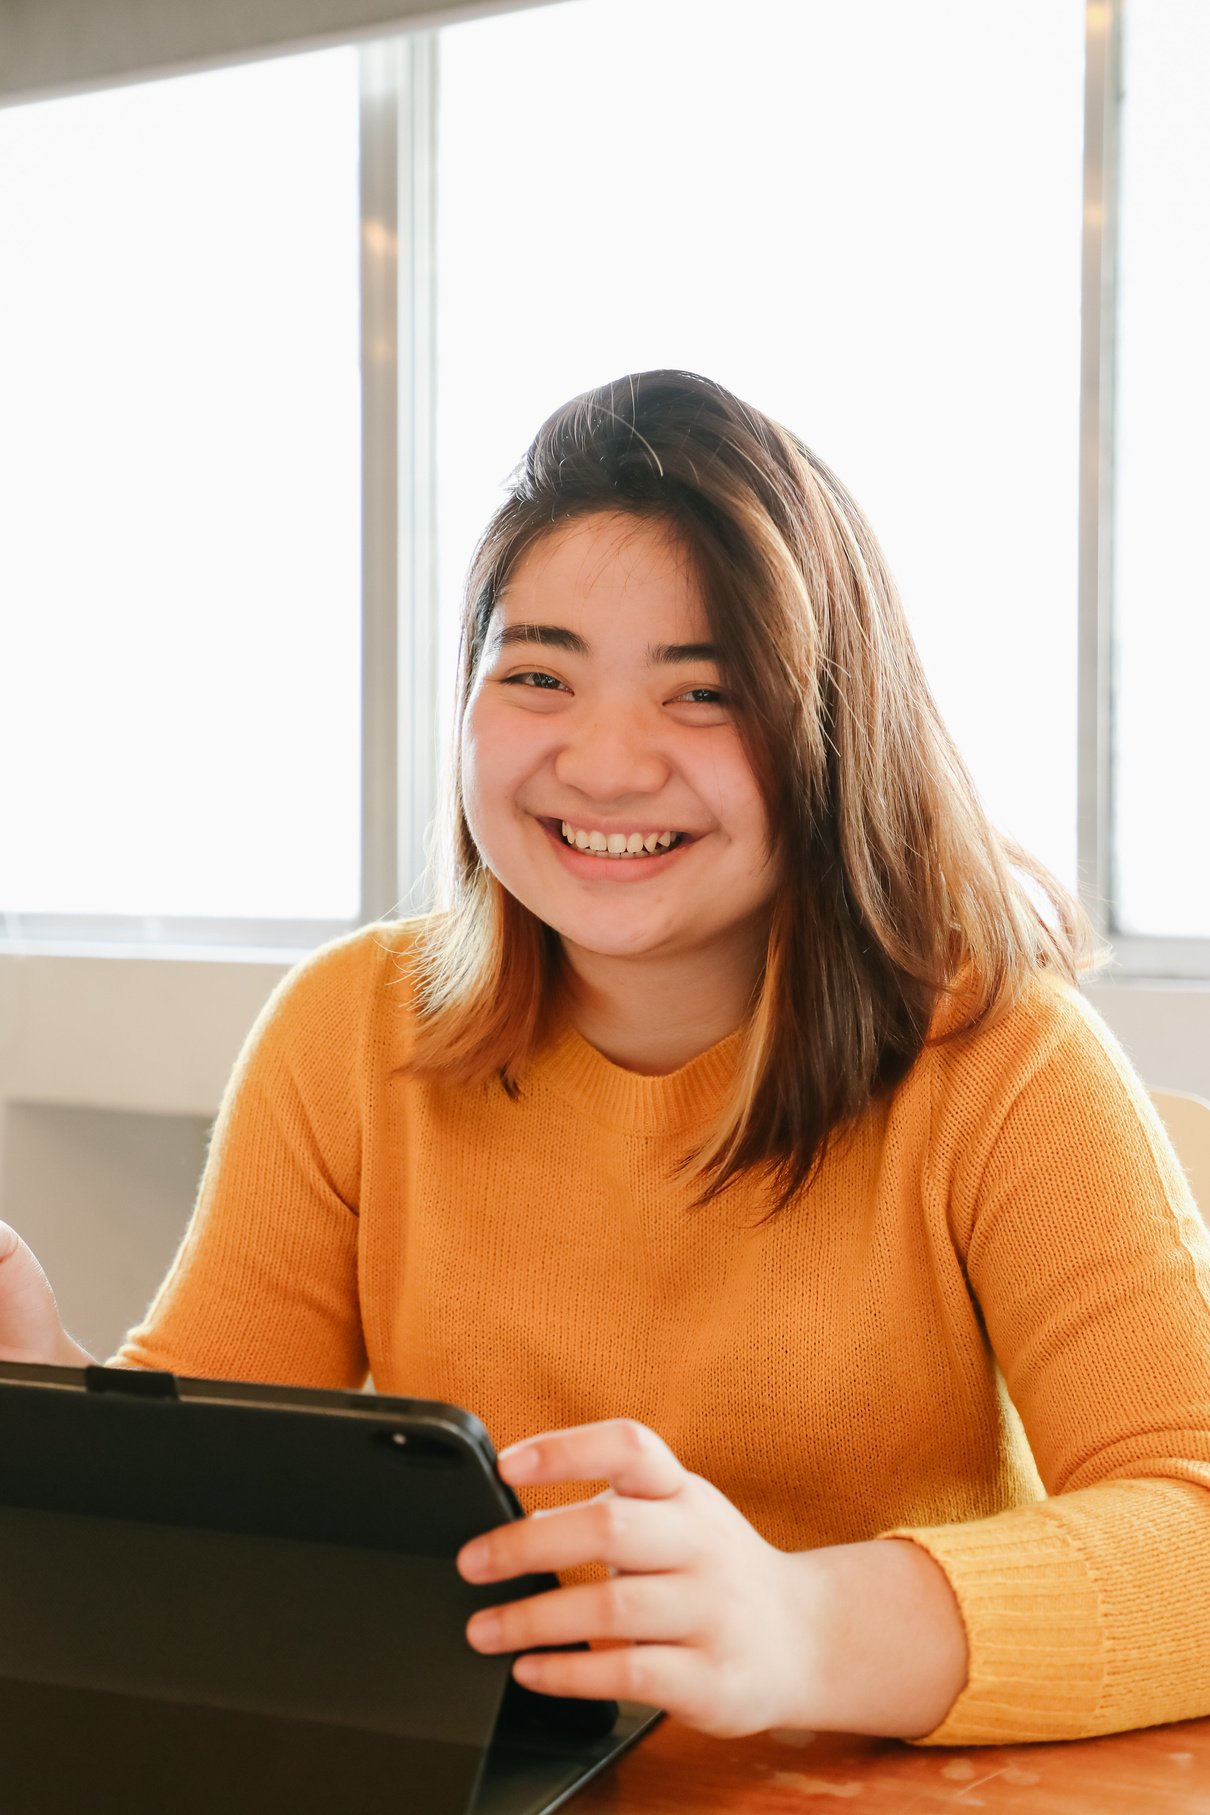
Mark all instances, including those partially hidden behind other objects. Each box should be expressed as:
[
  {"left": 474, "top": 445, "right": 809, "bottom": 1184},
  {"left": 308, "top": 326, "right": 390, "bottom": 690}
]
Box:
[{"left": 456, "top": 1418, "right": 811, "bottom": 1738}]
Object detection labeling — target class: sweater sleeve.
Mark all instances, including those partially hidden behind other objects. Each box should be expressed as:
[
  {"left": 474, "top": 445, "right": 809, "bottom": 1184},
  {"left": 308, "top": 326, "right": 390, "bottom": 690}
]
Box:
[
  {"left": 111, "top": 929, "right": 381, "bottom": 1388},
  {"left": 890, "top": 985, "right": 1210, "bottom": 1746}
]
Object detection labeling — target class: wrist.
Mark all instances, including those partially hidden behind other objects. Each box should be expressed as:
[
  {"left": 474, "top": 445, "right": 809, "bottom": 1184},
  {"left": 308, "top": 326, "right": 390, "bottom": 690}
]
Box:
[{"left": 777, "top": 1538, "right": 969, "bottom": 1739}]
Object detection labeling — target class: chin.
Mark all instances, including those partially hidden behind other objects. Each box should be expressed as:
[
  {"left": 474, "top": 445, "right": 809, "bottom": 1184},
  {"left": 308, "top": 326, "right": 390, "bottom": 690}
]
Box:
[{"left": 554, "top": 918, "right": 674, "bottom": 960}]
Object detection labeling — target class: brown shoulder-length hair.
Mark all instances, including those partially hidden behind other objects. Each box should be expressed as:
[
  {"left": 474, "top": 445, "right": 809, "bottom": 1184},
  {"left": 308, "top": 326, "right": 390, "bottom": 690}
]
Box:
[{"left": 410, "top": 369, "right": 1099, "bottom": 1206}]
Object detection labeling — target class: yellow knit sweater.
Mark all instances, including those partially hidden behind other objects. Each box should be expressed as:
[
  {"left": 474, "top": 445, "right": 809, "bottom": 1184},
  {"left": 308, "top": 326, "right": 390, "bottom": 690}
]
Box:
[{"left": 118, "top": 920, "right": 1210, "bottom": 1747}]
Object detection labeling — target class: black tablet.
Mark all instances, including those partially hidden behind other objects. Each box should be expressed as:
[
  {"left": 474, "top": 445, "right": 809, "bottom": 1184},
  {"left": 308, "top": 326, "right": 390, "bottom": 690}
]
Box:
[{"left": 0, "top": 1362, "right": 659, "bottom": 1815}]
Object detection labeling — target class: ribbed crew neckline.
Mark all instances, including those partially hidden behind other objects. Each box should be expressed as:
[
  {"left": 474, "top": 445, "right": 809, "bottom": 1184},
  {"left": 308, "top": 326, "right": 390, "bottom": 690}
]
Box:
[{"left": 525, "top": 1021, "right": 744, "bottom": 1134}]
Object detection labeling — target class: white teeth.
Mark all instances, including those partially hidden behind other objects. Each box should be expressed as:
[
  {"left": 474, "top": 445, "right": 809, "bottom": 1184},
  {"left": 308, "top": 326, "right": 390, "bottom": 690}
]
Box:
[{"left": 558, "top": 821, "right": 681, "bottom": 858}]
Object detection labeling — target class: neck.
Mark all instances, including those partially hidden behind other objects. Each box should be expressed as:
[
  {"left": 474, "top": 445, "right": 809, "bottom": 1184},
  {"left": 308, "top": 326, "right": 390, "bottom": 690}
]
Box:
[{"left": 561, "top": 931, "right": 765, "bottom": 1075}]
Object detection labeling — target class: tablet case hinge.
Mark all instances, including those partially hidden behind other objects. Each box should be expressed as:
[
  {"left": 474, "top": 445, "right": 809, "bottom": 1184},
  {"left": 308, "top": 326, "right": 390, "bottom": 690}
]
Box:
[{"left": 84, "top": 1365, "right": 179, "bottom": 1399}]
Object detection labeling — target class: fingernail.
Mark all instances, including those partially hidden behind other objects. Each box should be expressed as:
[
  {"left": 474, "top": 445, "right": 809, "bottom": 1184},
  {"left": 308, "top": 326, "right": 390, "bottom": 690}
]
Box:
[
  {"left": 499, "top": 1445, "right": 536, "bottom": 1480},
  {"left": 468, "top": 1612, "right": 501, "bottom": 1650}
]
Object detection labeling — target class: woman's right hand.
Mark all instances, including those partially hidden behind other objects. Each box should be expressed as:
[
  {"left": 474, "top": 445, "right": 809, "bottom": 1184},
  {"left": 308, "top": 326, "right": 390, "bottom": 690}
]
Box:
[{"left": 0, "top": 1221, "right": 91, "bottom": 1365}]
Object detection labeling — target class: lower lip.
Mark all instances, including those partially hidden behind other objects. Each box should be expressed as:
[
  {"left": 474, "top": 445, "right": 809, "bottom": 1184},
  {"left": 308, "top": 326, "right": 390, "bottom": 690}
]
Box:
[{"left": 539, "top": 819, "right": 692, "bottom": 881}]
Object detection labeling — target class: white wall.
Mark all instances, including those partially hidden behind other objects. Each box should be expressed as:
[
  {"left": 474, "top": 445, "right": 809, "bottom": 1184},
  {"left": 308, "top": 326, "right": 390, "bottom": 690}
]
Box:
[
  {"left": 2, "top": 1102, "right": 210, "bottom": 1360},
  {"left": 0, "top": 950, "right": 287, "bottom": 1354},
  {"left": 1087, "top": 979, "right": 1210, "bottom": 1101}
]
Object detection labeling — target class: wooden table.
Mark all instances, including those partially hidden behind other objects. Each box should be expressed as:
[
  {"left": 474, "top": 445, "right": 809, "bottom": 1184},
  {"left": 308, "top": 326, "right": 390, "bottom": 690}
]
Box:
[{"left": 575, "top": 1713, "right": 1210, "bottom": 1812}]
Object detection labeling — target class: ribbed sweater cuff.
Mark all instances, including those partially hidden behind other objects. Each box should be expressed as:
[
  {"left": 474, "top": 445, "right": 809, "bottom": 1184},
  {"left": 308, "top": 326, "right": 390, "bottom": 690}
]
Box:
[{"left": 884, "top": 1510, "right": 1104, "bottom": 1747}]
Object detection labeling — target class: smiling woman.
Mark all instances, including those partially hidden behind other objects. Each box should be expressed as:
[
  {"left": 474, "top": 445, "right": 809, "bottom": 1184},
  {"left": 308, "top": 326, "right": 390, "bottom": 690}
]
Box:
[{"left": 5, "top": 370, "right": 1210, "bottom": 1755}]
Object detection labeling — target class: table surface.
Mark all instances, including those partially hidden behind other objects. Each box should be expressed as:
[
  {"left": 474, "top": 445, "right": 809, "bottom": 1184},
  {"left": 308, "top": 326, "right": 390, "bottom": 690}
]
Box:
[{"left": 575, "top": 1712, "right": 1210, "bottom": 1812}]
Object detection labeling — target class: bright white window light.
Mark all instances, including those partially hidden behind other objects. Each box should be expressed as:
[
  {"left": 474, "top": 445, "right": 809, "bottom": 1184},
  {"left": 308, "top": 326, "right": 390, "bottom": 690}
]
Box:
[
  {"left": 436, "top": 0, "right": 1084, "bottom": 891},
  {"left": 1113, "top": 1, "right": 1210, "bottom": 939},
  {"left": 0, "top": 49, "right": 361, "bottom": 923}
]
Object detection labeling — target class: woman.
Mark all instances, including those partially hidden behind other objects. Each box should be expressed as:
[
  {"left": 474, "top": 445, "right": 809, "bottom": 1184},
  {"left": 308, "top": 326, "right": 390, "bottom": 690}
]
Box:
[{"left": 4, "top": 370, "right": 1209, "bottom": 1747}]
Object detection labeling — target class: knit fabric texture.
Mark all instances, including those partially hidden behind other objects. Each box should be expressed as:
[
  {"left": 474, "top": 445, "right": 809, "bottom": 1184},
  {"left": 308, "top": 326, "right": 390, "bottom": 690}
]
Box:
[{"left": 118, "top": 919, "right": 1210, "bottom": 1747}]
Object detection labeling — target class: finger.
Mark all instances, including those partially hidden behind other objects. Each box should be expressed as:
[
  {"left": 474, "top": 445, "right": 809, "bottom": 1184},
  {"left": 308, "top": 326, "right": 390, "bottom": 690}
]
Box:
[
  {"left": 509, "top": 1641, "right": 701, "bottom": 1714},
  {"left": 498, "top": 1419, "right": 684, "bottom": 1499},
  {"left": 467, "top": 1573, "right": 694, "bottom": 1655},
  {"left": 459, "top": 1492, "right": 687, "bottom": 1584}
]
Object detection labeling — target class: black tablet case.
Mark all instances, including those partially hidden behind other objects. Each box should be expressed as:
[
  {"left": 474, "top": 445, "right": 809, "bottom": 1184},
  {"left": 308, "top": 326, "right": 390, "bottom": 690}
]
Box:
[{"left": 0, "top": 1366, "right": 657, "bottom": 1815}]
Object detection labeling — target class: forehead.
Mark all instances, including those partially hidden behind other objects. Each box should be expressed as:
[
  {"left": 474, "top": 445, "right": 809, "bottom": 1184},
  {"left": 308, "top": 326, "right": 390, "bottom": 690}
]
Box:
[{"left": 498, "top": 512, "right": 707, "bottom": 631}]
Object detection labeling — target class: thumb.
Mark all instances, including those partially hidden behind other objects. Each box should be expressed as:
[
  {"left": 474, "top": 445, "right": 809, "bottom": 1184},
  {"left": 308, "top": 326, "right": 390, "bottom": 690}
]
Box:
[{"left": 0, "top": 1220, "right": 68, "bottom": 1362}]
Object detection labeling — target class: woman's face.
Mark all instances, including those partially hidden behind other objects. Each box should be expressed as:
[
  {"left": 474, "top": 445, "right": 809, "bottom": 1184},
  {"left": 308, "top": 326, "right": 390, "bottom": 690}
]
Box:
[{"left": 462, "top": 512, "right": 776, "bottom": 972}]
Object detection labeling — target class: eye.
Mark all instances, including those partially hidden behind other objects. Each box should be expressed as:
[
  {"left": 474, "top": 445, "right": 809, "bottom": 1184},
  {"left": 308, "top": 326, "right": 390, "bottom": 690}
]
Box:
[
  {"left": 501, "top": 670, "right": 567, "bottom": 691},
  {"left": 673, "top": 686, "right": 728, "bottom": 707}
]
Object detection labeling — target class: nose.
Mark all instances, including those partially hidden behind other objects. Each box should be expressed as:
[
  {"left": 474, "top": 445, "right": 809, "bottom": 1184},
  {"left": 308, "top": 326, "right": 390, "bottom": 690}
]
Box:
[{"left": 552, "top": 703, "right": 671, "bottom": 802}]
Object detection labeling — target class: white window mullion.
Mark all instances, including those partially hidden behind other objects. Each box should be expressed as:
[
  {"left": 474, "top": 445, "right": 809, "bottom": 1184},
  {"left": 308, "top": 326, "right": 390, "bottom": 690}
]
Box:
[
  {"left": 358, "top": 31, "right": 440, "bottom": 927},
  {"left": 1076, "top": 0, "right": 1119, "bottom": 940},
  {"left": 359, "top": 39, "right": 403, "bottom": 923},
  {"left": 396, "top": 32, "right": 441, "bottom": 913}
]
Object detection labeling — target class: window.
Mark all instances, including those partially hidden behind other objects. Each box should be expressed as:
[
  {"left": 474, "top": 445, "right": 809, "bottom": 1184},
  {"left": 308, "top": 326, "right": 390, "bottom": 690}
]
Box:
[
  {"left": 0, "top": 49, "right": 362, "bottom": 935},
  {"left": 1112, "top": 0, "right": 1210, "bottom": 941},
  {"left": 1, "top": 0, "right": 1205, "bottom": 980}
]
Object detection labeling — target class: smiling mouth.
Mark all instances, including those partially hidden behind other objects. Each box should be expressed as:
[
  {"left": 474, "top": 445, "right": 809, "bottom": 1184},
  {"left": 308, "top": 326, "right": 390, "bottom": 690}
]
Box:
[{"left": 551, "top": 819, "right": 686, "bottom": 859}]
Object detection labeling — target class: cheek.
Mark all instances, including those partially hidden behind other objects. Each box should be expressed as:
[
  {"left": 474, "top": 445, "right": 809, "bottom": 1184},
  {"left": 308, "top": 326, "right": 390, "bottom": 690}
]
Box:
[
  {"left": 704, "top": 747, "right": 772, "bottom": 852},
  {"left": 719, "top": 779, "right": 777, "bottom": 897},
  {"left": 459, "top": 700, "right": 500, "bottom": 847},
  {"left": 461, "top": 699, "right": 537, "bottom": 840}
]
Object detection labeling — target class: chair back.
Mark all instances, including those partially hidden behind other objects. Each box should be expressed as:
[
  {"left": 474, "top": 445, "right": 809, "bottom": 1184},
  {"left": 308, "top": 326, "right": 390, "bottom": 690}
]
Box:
[{"left": 1150, "top": 1089, "right": 1210, "bottom": 1223}]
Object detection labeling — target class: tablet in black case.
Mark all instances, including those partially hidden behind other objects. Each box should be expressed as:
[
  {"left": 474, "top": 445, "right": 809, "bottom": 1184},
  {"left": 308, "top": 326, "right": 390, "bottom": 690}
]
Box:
[{"left": 0, "top": 1363, "right": 659, "bottom": 1815}]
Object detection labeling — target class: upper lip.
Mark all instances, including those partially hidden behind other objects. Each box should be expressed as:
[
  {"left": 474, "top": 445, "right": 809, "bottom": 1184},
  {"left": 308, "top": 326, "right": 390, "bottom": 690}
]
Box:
[{"left": 544, "top": 815, "right": 696, "bottom": 838}]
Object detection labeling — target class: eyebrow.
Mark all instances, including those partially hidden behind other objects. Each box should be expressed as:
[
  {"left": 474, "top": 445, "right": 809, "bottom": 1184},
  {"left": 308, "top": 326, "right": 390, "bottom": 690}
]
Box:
[{"left": 493, "top": 623, "right": 718, "bottom": 665}]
